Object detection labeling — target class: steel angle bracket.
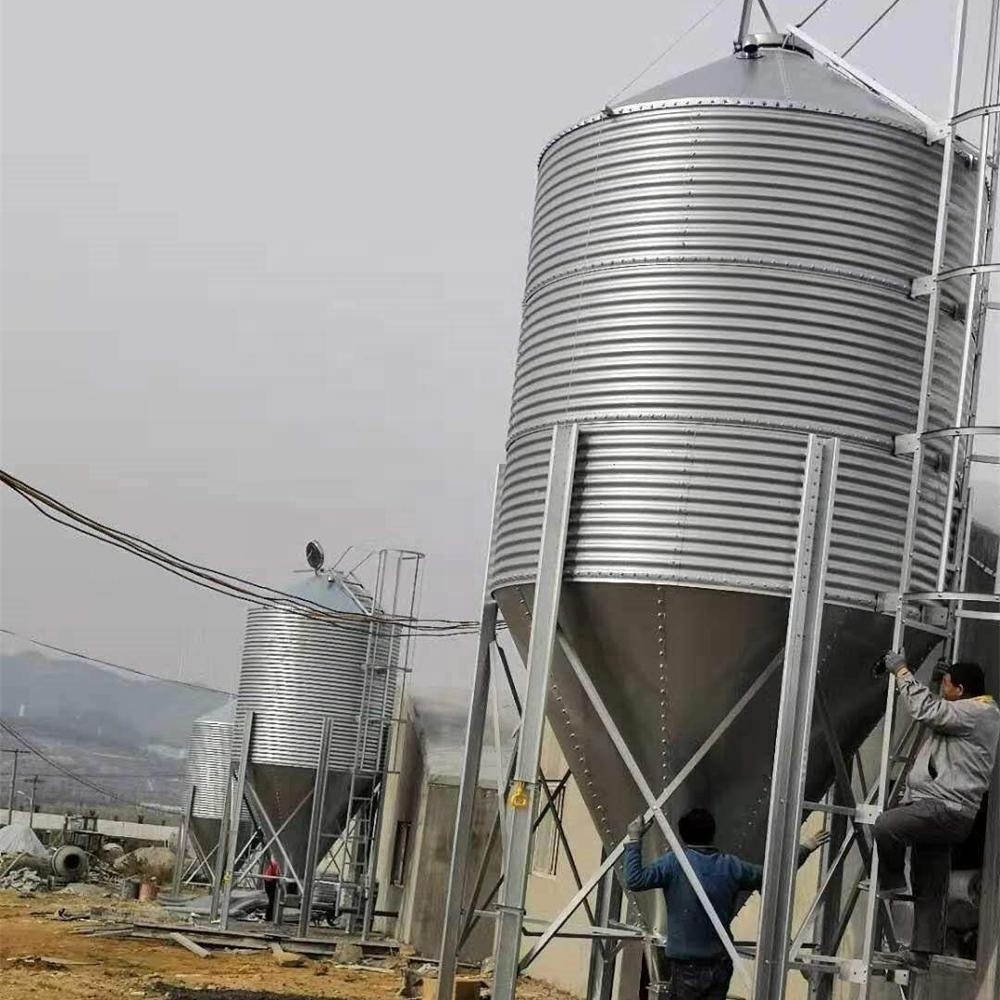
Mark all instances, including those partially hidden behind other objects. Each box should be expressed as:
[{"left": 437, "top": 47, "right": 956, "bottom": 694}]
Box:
[
  {"left": 893, "top": 433, "right": 918, "bottom": 456},
  {"left": 839, "top": 959, "right": 870, "bottom": 984},
  {"left": 854, "top": 804, "right": 880, "bottom": 825},
  {"left": 877, "top": 591, "right": 950, "bottom": 628}
]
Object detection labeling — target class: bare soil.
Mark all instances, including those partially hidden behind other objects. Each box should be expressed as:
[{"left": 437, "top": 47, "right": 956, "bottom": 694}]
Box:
[{"left": 0, "top": 891, "right": 576, "bottom": 1000}]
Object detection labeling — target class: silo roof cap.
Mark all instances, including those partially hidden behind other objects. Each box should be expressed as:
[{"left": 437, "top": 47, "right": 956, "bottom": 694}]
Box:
[
  {"left": 610, "top": 45, "right": 926, "bottom": 133},
  {"left": 284, "top": 572, "right": 371, "bottom": 614}
]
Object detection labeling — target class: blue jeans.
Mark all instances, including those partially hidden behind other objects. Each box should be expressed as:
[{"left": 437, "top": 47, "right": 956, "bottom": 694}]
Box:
[{"left": 662, "top": 957, "right": 733, "bottom": 1000}]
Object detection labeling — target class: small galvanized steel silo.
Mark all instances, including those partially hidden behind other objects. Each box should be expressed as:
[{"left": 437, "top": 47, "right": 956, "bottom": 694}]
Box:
[
  {"left": 185, "top": 701, "right": 238, "bottom": 858},
  {"left": 492, "top": 36, "right": 977, "bottom": 912},
  {"left": 234, "top": 573, "right": 398, "bottom": 882}
]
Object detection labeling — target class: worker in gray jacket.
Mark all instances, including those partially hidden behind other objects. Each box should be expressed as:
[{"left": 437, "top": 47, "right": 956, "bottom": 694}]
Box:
[{"left": 874, "top": 654, "right": 1000, "bottom": 967}]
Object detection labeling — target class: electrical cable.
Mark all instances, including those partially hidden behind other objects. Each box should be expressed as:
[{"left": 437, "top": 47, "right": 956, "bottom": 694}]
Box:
[
  {"left": 606, "top": 0, "right": 732, "bottom": 107},
  {"left": 842, "top": 0, "right": 905, "bottom": 57},
  {"left": 1, "top": 469, "right": 487, "bottom": 638},
  {"left": 0, "top": 470, "right": 465, "bottom": 631},
  {"left": 0, "top": 628, "right": 234, "bottom": 695}
]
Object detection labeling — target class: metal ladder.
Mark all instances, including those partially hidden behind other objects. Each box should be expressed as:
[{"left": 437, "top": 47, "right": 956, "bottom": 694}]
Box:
[
  {"left": 335, "top": 550, "right": 422, "bottom": 934},
  {"left": 854, "top": 1, "right": 1000, "bottom": 994}
]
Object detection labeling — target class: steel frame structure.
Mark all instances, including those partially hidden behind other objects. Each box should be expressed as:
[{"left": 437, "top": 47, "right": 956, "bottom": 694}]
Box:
[
  {"left": 206, "top": 549, "right": 423, "bottom": 939},
  {"left": 170, "top": 785, "right": 222, "bottom": 894},
  {"left": 438, "top": 7, "right": 1000, "bottom": 996},
  {"left": 438, "top": 429, "right": 841, "bottom": 1000}
]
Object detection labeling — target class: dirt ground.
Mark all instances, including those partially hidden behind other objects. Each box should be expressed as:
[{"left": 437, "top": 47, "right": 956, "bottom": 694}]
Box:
[{"left": 0, "top": 891, "right": 574, "bottom": 1000}]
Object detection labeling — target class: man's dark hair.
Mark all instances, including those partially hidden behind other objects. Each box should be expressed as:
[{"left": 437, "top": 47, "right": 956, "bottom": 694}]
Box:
[
  {"left": 947, "top": 662, "right": 987, "bottom": 698},
  {"left": 679, "top": 808, "right": 716, "bottom": 845}
]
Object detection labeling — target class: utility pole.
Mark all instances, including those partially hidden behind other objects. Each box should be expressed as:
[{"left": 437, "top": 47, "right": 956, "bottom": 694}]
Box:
[
  {"left": 2, "top": 748, "right": 27, "bottom": 824},
  {"left": 27, "top": 775, "right": 41, "bottom": 823}
]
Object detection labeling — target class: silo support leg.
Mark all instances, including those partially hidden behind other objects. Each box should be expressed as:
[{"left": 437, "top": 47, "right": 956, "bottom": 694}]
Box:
[
  {"left": 493, "top": 424, "right": 579, "bottom": 1000},
  {"left": 586, "top": 855, "right": 623, "bottom": 1000},
  {"left": 221, "top": 711, "right": 254, "bottom": 930},
  {"left": 437, "top": 600, "right": 499, "bottom": 994},
  {"left": 172, "top": 785, "right": 196, "bottom": 897},
  {"left": 209, "top": 763, "right": 233, "bottom": 922},
  {"left": 298, "top": 717, "right": 335, "bottom": 937},
  {"left": 438, "top": 465, "right": 506, "bottom": 997},
  {"left": 976, "top": 763, "right": 1000, "bottom": 1000},
  {"left": 753, "top": 435, "right": 840, "bottom": 1000}
]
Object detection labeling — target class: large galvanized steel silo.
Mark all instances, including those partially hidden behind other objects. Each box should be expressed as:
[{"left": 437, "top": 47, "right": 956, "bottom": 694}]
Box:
[
  {"left": 185, "top": 701, "right": 238, "bottom": 858},
  {"left": 234, "top": 573, "right": 398, "bottom": 882},
  {"left": 492, "top": 36, "right": 977, "bottom": 915}
]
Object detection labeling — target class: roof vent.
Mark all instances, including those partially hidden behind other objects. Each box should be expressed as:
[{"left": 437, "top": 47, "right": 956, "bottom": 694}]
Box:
[{"left": 735, "top": 32, "right": 814, "bottom": 59}]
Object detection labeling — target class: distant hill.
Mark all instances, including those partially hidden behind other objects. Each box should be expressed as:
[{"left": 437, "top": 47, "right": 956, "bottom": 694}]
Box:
[{"left": 0, "top": 649, "right": 230, "bottom": 813}]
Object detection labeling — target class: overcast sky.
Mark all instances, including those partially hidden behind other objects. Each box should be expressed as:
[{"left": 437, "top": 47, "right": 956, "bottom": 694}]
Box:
[{"left": 2, "top": 0, "right": 997, "bottom": 695}]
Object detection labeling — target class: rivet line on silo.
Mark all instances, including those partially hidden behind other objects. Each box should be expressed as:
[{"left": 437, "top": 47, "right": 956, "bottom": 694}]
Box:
[
  {"left": 656, "top": 586, "right": 672, "bottom": 790},
  {"left": 515, "top": 584, "right": 647, "bottom": 930}
]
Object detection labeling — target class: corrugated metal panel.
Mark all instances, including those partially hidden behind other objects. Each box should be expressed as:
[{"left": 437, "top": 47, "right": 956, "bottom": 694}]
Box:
[
  {"left": 529, "top": 109, "right": 975, "bottom": 292},
  {"left": 493, "top": 68, "right": 976, "bottom": 606},
  {"left": 493, "top": 424, "right": 950, "bottom": 604},
  {"left": 185, "top": 720, "right": 235, "bottom": 820},
  {"left": 235, "top": 601, "right": 398, "bottom": 773}
]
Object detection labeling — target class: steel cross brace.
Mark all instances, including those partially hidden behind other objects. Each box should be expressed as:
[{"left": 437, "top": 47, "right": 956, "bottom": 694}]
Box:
[
  {"left": 518, "top": 647, "right": 784, "bottom": 972},
  {"left": 556, "top": 629, "right": 754, "bottom": 992},
  {"left": 240, "top": 781, "right": 309, "bottom": 891},
  {"left": 458, "top": 769, "right": 573, "bottom": 951}
]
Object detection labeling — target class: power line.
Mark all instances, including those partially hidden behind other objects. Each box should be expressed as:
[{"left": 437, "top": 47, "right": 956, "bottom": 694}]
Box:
[
  {"left": 0, "top": 719, "right": 130, "bottom": 804},
  {"left": 0, "top": 469, "right": 487, "bottom": 638},
  {"left": 0, "top": 627, "right": 233, "bottom": 695}
]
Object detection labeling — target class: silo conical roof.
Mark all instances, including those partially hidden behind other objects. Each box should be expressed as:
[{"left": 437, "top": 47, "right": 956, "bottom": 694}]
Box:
[{"left": 613, "top": 45, "right": 925, "bottom": 133}]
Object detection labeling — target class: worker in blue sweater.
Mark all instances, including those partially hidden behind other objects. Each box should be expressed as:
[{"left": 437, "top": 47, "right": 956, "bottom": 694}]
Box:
[{"left": 624, "top": 807, "right": 828, "bottom": 1000}]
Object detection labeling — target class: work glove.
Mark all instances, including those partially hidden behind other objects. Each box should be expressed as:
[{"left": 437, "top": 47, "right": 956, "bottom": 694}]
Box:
[
  {"left": 626, "top": 815, "right": 653, "bottom": 843},
  {"left": 872, "top": 650, "right": 907, "bottom": 678},
  {"left": 800, "top": 829, "right": 831, "bottom": 854},
  {"left": 931, "top": 659, "right": 950, "bottom": 685}
]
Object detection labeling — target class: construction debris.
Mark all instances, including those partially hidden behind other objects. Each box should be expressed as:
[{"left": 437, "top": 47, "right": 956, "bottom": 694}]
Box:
[
  {"left": 168, "top": 932, "right": 212, "bottom": 959},
  {"left": 3, "top": 954, "right": 97, "bottom": 970},
  {"left": 269, "top": 942, "right": 306, "bottom": 968},
  {"left": 334, "top": 942, "right": 364, "bottom": 964},
  {"left": 0, "top": 867, "right": 48, "bottom": 894}
]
